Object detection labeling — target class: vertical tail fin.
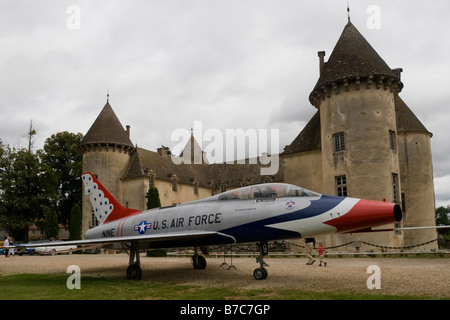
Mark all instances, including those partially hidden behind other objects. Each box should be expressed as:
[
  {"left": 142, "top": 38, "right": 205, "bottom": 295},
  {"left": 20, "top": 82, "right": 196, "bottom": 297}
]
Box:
[{"left": 82, "top": 172, "right": 141, "bottom": 224}]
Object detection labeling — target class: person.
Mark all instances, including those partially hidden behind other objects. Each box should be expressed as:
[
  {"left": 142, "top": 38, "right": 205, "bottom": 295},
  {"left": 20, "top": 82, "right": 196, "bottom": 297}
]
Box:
[
  {"left": 304, "top": 238, "right": 316, "bottom": 265},
  {"left": 316, "top": 241, "right": 327, "bottom": 267},
  {"left": 4, "top": 236, "right": 10, "bottom": 257},
  {"left": 8, "top": 237, "right": 15, "bottom": 257}
]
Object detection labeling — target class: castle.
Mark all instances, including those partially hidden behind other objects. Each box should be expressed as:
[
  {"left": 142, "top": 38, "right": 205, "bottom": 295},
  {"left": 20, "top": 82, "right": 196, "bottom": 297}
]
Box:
[{"left": 80, "top": 19, "right": 437, "bottom": 251}]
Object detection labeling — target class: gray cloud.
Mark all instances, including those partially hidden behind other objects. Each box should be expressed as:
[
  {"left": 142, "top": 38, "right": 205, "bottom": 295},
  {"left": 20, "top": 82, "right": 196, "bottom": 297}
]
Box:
[{"left": 1, "top": 0, "right": 449, "bottom": 206}]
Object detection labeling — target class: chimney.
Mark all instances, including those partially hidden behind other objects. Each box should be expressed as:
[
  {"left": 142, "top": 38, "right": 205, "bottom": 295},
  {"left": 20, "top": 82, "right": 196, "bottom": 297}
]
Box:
[
  {"left": 157, "top": 146, "right": 171, "bottom": 159},
  {"left": 318, "top": 51, "right": 326, "bottom": 76},
  {"left": 126, "top": 125, "right": 130, "bottom": 138}
]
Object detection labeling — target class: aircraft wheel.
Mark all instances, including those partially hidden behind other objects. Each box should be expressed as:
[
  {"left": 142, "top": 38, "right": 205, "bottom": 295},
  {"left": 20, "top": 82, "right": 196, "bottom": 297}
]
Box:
[
  {"left": 126, "top": 264, "right": 142, "bottom": 280},
  {"left": 192, "top": 255, "right": 207, "bottom": 270},
  {"left": 253, "top": 267, "right": 268, "bottom": 280}
]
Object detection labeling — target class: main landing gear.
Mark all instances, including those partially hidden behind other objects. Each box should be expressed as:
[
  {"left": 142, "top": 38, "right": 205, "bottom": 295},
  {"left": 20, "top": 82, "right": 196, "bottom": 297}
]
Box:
[
  {"left": 192, "top": 246, "right": 207, "bottom": 270},
  {"left": 126, "top": 242, "right": 142, "bottom": 280},
  {"left": 253, "top": 241, "right": 269, "bottom": 280},
  {"left": 124, "top": 242, "right": 269, "bottom": 280},
  {"left": 126, "top": 244, "right": 207, "bottom": 280}
]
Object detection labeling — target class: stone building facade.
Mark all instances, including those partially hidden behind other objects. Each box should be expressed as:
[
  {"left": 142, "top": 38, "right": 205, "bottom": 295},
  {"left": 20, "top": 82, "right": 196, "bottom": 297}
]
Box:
[{"left": 80, "top": 20, "right": 437, "bottom": 251}]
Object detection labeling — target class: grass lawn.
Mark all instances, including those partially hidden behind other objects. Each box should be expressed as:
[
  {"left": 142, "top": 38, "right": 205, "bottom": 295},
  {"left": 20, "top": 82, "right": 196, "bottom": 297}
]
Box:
[{"left": 0, "top": 273, "right": 444, "bottom": 300}]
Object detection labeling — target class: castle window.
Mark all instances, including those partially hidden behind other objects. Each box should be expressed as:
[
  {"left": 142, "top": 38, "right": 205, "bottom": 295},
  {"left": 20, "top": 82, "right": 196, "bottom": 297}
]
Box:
[
  {"left": 336, "top": 175, "right": 347, "bottom": 197},
  {"left": 401, "top": 192, "right": 406, "bottom": 213},
  {"left": 333, "top": 132, "right": 346, "bottom": 152},
  {"left": 90, "top": 209, "right": 98, "bottom": 228},
  {"left": 389, "top": 130, "right": 397, "bottom": 150},
  {"left": 394, "top": 222, "right": 402, "bottom": 235},
  {"left": 392, "top": 173, "right": 399, "bottom": 203}
]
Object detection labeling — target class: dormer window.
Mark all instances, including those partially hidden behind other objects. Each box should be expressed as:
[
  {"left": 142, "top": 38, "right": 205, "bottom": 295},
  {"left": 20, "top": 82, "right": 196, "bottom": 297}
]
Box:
[
  {"left": 193, "top": 180, "right": 199, "bottom": 195},
  {"left": 171, "top": 175, "right": 178, "bottom": 192},
  {"left": 149, "top": 172, "right": 156, "bottom": 188}
]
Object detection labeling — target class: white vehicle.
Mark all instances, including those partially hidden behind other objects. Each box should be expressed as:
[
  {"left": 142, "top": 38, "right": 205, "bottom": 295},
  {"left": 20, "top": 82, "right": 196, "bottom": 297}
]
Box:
[{"left": 35, "top": 244, "right": 77, "bottom": 256}]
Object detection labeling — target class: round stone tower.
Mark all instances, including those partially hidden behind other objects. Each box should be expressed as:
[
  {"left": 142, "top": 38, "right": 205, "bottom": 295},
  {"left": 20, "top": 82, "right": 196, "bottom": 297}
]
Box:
[
  {"left": 309, "top": 21, "right": 405, "bottom": 248},
  {"left": 79, "top": 98, "right": 135, "bottom": 236},
  {"left": 395, "top": 95, "right": 437, "bottom": 250}
]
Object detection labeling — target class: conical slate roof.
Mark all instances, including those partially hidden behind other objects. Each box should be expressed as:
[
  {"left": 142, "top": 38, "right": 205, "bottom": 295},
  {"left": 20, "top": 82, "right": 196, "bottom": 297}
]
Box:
[
  {"left": 310, "top": 21, "right": 402, "bottom": 105},
  {"left": 395, "top": 95, "right": 432, "bottom": 136},
  {"left": 122, "top": 147, "right": 284, "bottom": 187},
  {"left": 282, "top": 110, "right": 321, "bottom": 156},
  {"left": 80, "top": 101, "right": 134, "bottom": 149}
]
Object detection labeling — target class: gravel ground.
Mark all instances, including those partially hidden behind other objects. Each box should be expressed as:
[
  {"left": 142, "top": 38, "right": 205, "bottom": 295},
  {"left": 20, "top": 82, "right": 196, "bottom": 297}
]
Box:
[{"left": 1, "top": 253, "right": 449, "bottom": 298}]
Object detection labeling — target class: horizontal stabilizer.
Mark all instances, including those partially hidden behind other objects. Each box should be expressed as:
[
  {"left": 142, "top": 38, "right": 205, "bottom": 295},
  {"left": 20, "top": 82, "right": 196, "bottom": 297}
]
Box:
[
  {"left": 395, "top": 225, "right": 450, "bottom": 231},
  {"left": 343, "top": 227, "right": 395, "bottom": 233}
]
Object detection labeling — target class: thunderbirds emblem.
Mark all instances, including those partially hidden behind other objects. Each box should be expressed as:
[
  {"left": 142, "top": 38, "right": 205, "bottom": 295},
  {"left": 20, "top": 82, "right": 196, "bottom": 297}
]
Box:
[{"left": 286, "top": 201, "right": 295, "bottom": 209}]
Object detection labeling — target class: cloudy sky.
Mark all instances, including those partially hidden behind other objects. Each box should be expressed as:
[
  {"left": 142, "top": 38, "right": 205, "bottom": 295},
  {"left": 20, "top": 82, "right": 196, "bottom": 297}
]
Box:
[{"left": 0, "top": 0, "right": 449, "bottom": 207}]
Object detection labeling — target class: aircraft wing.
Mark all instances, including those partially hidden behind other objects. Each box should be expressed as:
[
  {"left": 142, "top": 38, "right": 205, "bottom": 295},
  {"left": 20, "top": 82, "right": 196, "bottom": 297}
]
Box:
[{"left": 11, "top": 230, "right": 234, "bottom": 250}]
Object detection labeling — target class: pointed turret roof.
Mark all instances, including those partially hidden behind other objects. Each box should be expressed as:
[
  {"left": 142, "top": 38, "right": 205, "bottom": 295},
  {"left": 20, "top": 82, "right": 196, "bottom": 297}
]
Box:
[
  {"left": 281, "top": 110, "right": 321, "bottom": 156},
  {"left": 395, "top": 95, "right": 432, "bottom": 136},
  {"left": 179, "top": 132, "right": 209, "bottom": 164},
  {"left": 310, "top": 21, "right": 402, "bottom": 105},
  {"left": 80, "top": 100, "right": 135, "bottom": 150}
]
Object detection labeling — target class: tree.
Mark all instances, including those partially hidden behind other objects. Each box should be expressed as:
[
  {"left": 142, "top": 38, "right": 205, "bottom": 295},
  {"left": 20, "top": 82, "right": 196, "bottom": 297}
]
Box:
[
  {"left": 41, "top": 131, "right": 83, "bottom": 225},
  {"left": 25, "top": 120, "right": 37, "bottom": 153},
  {"left": 436, "top": 205, "right": 450, "bottom": 237},
  {"left": 0, "top": 126, "right": 82, "bottom": 241},
  {"left": 43, "top": 208, "right": 59, "bottom": 240},
  {"left": 69, "top": 203, "right": 82, "bottom": 240},
  {"left": 146, "top": 187, "right": 161, "bottom": 209},
  {"left": 0, "top": 146, "right": 57, "bottom": 240}
]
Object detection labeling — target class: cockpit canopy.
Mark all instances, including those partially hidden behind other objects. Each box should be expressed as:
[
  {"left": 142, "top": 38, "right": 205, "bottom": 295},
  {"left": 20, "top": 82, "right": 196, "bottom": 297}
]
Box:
[{"left": 208, "top": 183, "right": 321, "bottom": 201}]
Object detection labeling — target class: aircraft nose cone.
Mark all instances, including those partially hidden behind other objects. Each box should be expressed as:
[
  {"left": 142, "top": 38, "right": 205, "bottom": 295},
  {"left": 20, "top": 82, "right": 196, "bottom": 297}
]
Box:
[{"left": 324, "top": 199, "right": 402, "bottom": 233}]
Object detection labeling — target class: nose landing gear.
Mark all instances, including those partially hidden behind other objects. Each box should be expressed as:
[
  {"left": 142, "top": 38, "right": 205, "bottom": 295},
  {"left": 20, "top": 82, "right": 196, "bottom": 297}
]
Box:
[{"left": 253, "top": 241, "right": 269, "bottom": 280}]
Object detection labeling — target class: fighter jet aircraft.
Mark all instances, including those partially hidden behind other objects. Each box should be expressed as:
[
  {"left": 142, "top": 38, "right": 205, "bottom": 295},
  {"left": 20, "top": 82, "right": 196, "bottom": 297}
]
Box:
[{"left": 12, "top": 172, "right": 403, "bottom": 280}]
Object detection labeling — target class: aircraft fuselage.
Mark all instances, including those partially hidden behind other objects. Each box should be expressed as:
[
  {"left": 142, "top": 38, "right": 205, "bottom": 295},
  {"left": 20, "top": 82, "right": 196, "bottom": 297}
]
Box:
[{"left": 85, "top": 182, "right": 401, "bottom": 250}]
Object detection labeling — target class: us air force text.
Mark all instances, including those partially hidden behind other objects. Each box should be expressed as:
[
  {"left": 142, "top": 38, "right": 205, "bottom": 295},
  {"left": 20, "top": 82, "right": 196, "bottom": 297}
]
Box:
[{"left": 102, "top": 213, "right": 222, "bottom": 237}]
